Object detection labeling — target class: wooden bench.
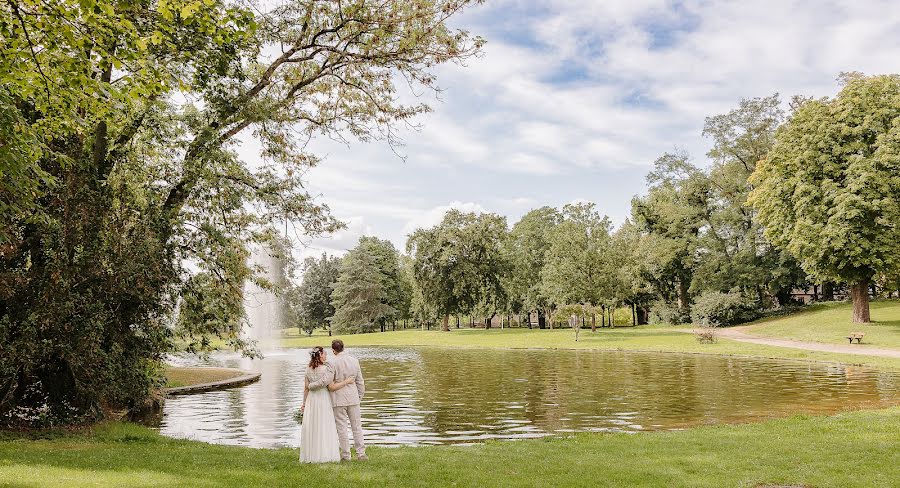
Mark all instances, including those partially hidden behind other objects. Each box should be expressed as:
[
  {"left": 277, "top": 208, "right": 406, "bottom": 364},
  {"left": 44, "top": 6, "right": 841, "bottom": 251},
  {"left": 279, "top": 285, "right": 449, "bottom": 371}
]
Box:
[{"left": 846, "top": 332, "right": 865, "bottom": 344}]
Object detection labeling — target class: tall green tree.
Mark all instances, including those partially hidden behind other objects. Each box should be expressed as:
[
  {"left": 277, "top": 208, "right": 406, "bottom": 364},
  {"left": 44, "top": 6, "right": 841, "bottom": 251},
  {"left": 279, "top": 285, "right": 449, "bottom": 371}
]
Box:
[
  {"left": 504, "top": 207, "right": 561, "bottom": 328},
  {"left": 631, "top": 153, "right": 707, "bottom": 321},
  {"left": 0, "top": 0, "right": 483, "bottom": 424},
  {"left": 329, "top": 245, "right": 394, "bottom": 334},
  {"left": 358, "top": 237, "right": 408, "bottom": 330},
  {"left": 288, "top": 254, "right": 341, "bottom": 335},
  {"left": 749, "top": 73, "right": 900, "bottom": 323},
  {"left": 541, "top": 203, "right": 612, "bottom": 329},
  {"left": 697, "top": 95, "right": 804, "bottom": 306},
  {"left": 406, "top": 210, "right": 508, "bottom": 331}
]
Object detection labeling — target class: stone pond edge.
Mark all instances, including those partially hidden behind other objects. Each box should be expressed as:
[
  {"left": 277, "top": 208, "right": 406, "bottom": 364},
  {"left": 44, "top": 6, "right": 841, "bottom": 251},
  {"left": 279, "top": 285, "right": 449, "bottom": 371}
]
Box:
[{"left": 164, "top": 370, "right": 261, "bottom": 396}]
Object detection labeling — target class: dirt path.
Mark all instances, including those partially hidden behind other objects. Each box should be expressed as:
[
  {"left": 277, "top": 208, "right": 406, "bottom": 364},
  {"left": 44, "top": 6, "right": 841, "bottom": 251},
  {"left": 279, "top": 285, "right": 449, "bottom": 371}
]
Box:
[{"left": 704, "top": 326, "right": 900, "bottom": 359}]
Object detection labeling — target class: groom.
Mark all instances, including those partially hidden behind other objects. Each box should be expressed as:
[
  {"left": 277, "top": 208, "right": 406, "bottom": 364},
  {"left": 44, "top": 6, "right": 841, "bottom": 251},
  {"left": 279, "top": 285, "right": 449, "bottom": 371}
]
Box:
[{"left": 308, "top": 339, "right": 367, "bottom": 461}]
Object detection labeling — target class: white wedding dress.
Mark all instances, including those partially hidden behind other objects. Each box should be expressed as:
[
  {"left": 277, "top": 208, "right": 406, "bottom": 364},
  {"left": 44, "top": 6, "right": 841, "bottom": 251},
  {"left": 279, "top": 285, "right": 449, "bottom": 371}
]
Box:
[{"left": 299, "top": 365, "right": 341, "bottom": 463}]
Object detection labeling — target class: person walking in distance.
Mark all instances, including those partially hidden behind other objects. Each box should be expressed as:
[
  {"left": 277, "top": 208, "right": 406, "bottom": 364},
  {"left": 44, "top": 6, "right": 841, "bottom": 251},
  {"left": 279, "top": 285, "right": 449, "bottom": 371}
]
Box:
[{"left": 308, "top": 339, "right": 367, "bottom": 461}]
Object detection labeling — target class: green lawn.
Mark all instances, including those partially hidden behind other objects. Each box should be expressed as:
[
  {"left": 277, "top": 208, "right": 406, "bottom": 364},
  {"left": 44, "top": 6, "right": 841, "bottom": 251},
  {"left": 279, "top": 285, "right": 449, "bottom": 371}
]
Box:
[
  {"left": 280, "top": 322, "right": 900, "bottom": 370},
  {"left": 1, "top": 408, "right": 898, "bottom": 487},
  {"left": 746, "top": 300, "right": 900, "bottom": 348}
]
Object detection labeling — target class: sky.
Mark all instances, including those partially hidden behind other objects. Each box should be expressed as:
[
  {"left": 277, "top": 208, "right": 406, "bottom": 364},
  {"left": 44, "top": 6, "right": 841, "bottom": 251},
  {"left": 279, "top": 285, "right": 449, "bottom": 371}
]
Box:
[{"left": 239, "top": 0, "right": 900, "bottom": 260}]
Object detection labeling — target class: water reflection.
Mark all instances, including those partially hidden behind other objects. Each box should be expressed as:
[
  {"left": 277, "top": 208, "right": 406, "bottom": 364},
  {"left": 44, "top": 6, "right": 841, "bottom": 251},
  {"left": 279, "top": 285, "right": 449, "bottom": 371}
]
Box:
[{"left": 159, "top": 348, "right": 899, "bottom": 448}]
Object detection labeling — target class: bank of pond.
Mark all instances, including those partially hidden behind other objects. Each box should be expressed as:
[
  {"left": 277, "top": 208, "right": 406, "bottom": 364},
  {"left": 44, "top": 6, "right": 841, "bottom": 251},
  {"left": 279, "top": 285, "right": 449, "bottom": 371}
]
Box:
[{"left": 2, "top": 406, "right": 898, "bottom": 487}]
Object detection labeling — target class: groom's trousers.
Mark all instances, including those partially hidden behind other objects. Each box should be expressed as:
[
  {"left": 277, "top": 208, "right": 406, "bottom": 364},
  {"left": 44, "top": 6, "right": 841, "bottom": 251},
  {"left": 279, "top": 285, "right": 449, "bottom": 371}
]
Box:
[{"left": 333, "top": 404, "right": 366, "bottom": 459}]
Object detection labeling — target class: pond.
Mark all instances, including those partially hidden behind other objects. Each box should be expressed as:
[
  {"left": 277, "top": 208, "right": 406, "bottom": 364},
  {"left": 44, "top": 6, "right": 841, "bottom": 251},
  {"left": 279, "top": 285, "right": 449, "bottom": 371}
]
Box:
[{"left": 159, "top": 347, "right": 899, "bottom": 448}]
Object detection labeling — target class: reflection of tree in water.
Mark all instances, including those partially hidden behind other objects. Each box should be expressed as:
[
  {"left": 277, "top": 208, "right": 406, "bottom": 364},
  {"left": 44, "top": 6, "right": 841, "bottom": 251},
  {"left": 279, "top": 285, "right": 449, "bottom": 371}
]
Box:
[{"left": 381, "top": 349, "right": 900, "bottom": 437}]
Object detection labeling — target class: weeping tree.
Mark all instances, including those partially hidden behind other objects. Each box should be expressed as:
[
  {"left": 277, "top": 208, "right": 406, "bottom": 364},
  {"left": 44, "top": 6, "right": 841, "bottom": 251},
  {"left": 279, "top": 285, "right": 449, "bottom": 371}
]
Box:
[
  {"left": 0, "top": 0, "right": 483, "bottom": 425},
  {"left": 749, "top": 74, "right": 900, "bottom": 323}
]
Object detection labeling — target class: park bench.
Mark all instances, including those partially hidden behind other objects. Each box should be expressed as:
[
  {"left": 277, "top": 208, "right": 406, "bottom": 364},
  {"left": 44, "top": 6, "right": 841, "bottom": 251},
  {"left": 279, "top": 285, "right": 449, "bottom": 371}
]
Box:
[{"left": 846, "top": 332, "right": 865, "bottom": 344}]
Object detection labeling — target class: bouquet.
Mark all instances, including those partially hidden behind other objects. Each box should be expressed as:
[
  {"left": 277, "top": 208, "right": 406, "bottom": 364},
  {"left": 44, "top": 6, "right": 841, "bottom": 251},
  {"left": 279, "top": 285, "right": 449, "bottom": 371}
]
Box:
[{"left": 293, "top": 407, "right": 304, "bottom": 424}]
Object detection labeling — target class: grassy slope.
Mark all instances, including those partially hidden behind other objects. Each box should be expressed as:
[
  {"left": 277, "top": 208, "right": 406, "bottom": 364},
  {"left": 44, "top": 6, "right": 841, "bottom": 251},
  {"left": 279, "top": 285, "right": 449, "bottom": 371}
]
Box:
[
  {"left": 746, "top": 300, "right": 900, "bottom": 348},
  {"left": 164, "top": 367, "right": 244, "bottom": 388},
  {"left": 1, "top": 408, "right": 898, "bottom": 488},
  {"left": 280, "top": 323, "right": 900, "bottom": 370}
]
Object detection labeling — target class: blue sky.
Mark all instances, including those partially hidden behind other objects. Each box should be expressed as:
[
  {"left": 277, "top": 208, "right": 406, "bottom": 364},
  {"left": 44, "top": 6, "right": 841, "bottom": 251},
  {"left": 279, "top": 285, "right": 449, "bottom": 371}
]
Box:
[{"left": 246, "top": 0, "right": 900, "bottom": 259}]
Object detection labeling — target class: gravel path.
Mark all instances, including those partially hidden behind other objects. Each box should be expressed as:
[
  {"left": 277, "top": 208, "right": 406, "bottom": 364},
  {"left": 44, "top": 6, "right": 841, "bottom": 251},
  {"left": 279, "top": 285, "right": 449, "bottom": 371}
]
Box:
[{"left": 710, "top": 326, "right": 900, "bottom": 359}]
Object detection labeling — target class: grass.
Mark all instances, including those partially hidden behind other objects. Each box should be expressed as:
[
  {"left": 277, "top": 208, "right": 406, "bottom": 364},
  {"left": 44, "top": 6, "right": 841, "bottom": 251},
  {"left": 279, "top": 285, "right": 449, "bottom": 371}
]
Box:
[
  {"left": 1, "top": 407, "right": 897, "bottom": 487},
  {"left": 164, "top": 367, "right": 244, "bottom": 389},
  {"left": 279, "top": 322, "right": 900, "bottom": 370},
  {"left": 746, "top": 300, "right": 900, "bottom": 348}
]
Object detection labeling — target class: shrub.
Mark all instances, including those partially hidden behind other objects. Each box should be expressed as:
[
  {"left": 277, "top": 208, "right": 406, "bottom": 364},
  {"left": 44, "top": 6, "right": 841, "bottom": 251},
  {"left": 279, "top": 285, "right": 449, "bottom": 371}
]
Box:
[
  {"left": 694, "top": 328, "right": 718, "bottom": 344},
  {"left": 648, "top": 301, "right": 688, "bottom": 325},
  {"left": 690, "top": 290, "right": 760, "bottom": 327}
]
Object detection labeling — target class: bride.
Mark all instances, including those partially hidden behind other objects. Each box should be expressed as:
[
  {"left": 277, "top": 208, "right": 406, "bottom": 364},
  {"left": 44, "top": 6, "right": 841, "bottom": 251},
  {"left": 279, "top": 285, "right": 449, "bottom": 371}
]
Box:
[{"left": 299, "top": 346, "right": 355, "bottom": 463}]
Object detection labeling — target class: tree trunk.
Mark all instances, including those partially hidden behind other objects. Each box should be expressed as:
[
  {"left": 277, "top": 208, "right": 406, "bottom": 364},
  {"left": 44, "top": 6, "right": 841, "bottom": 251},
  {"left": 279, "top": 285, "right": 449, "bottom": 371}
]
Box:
[
  {"left": 609, "top": 306, "right": 614, "bottom": 327},
  {"left": 546, "top": 307, "right": 554, "bottom": 329},
  {"left": 822, "top": 282, "right": 835, "bottom": 301},
  {"left": 812, "top": 284, "right": 819, "bottom": 302},
  {"left": 631, "top": 303, "right": 636, "bottom": 326},
  {"left": 850, "top": 281, "right": 871, "bottom": 323},
  {"left": 456, "top": 316, "right": 460, "bottom": 329},
  {"left": 591, "top": 313, "right": 596, "bottom": 332},
  {"left": 638, "top": 307, "right": 649, "bottom": 325},
  {"left": 538, "top": 311, "right": 545, "bottom": 329},
  {"left": 442, "top": 314, "right": 450, "bottom": 332},
  {"left": 601, "top": 306, "right": 606, "bottom": 327},
  {"left": 677, "top": 278, "right": 690, "bottom": 316}
]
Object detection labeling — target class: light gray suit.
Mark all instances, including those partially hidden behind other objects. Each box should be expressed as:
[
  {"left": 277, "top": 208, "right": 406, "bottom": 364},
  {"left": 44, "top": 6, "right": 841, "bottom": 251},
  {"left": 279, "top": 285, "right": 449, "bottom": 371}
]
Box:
[{"left": 307, "top": 351, "right": 366, "bottom": 459}]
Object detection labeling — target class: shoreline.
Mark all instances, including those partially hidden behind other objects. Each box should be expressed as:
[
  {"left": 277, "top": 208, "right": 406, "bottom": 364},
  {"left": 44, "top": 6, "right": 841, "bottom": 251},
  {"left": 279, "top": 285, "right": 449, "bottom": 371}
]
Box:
[{"left": 164, "top": 368, "right": 261, "bottom": 395}]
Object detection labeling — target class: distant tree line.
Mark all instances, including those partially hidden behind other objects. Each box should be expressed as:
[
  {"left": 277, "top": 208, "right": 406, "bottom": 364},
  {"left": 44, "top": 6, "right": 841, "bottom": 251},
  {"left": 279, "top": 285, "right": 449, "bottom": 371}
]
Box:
[{"left": 293, "top": 74, "right": 900, "bottom": 334}]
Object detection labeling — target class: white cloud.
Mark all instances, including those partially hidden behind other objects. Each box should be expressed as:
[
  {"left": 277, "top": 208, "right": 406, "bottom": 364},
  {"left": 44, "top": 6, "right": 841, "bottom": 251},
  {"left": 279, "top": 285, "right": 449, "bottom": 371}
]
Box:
[
  {"left": 400, "top": 201, "right": 488, "bottom": 242},
  {"left": 237, "top": 0, "right": 900, "bottom": 257}
]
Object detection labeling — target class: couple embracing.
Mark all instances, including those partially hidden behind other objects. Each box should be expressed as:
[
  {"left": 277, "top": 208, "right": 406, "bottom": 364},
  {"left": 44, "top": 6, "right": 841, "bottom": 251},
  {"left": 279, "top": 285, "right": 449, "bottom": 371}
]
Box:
[{"left": 299, "top": 340, "right": 367, "bottom": 463}]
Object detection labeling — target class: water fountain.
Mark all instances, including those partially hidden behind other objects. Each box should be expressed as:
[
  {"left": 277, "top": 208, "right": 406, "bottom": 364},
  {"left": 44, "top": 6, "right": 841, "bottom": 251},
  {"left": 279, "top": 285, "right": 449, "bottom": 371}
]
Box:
[{"left": 242, "top": 244, "right": 288, "bottom": 348}]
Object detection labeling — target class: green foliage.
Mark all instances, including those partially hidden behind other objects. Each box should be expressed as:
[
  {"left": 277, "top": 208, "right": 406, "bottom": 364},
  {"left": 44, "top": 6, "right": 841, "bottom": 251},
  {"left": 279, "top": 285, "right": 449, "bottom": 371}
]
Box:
[
  {"left": 690, "top": 290, "right": 760, "bottom": 327},
  {"left": 749, "top": 74, "right": 900, "bottom": 287},
  {"left": 406, "top": 210, "right": 508, "bottom": 330},
  {"left": 648, "top": 300, "right": 687, "bottom": 325},
  {"left": 542, "top": 203, "right": 613, "bottom": 306},
  {"left": 504, "top": 207, "right": 561, "bottom": 314},
  {"left": 1, "top": 0, "right": 484, "bottom": 424},
  {"left": 631, "top": 153, "right": 705, "bottom": 314},
  {"left": 288, "top": 254, "right": 341, "bottom": 335},
  {"left": 329, "top": 243, "right": 395, "bottom": 334},
  {"left": 359, "top": 237, "right": 410, "bottom": 326}
]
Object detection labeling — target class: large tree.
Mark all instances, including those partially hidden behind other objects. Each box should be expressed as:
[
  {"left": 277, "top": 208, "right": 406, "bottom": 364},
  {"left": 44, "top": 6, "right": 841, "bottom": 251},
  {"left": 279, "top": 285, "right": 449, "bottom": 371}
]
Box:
[
  {"left": 749, "top": 74, "right": 900, "bottom": 323},
  {"left": 358, "top": 236, "right": 409, "bottom": 331},
  {"left": 329, "top": 245, "right": 394, "bottom": 334},
  {"left": 631, "top": 153, "right": 706, "bottom": 321},
  {"left": 289, "top": 254, "right": 341, "bottom": 335},
  {"left": 504, "top": 207, "right": 561, "bottom": 328},
  {"left": 0, "top": 0, "right": 483, "bottom": 424},
  {"left": 541, "top": 203, "right": 612, "bottom": 330},
  {"left": 697, "top": 95, "right": 804, "bottom": 306},
  {"left": 406, "top": 210, "right": 508, "bottom": 331}
]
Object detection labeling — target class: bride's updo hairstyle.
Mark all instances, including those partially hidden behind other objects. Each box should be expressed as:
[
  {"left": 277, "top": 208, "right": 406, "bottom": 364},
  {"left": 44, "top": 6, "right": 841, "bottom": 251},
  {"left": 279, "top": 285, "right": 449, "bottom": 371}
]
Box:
[{"left": 309, "top": 346, "right": 326, "bottom": 369}]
